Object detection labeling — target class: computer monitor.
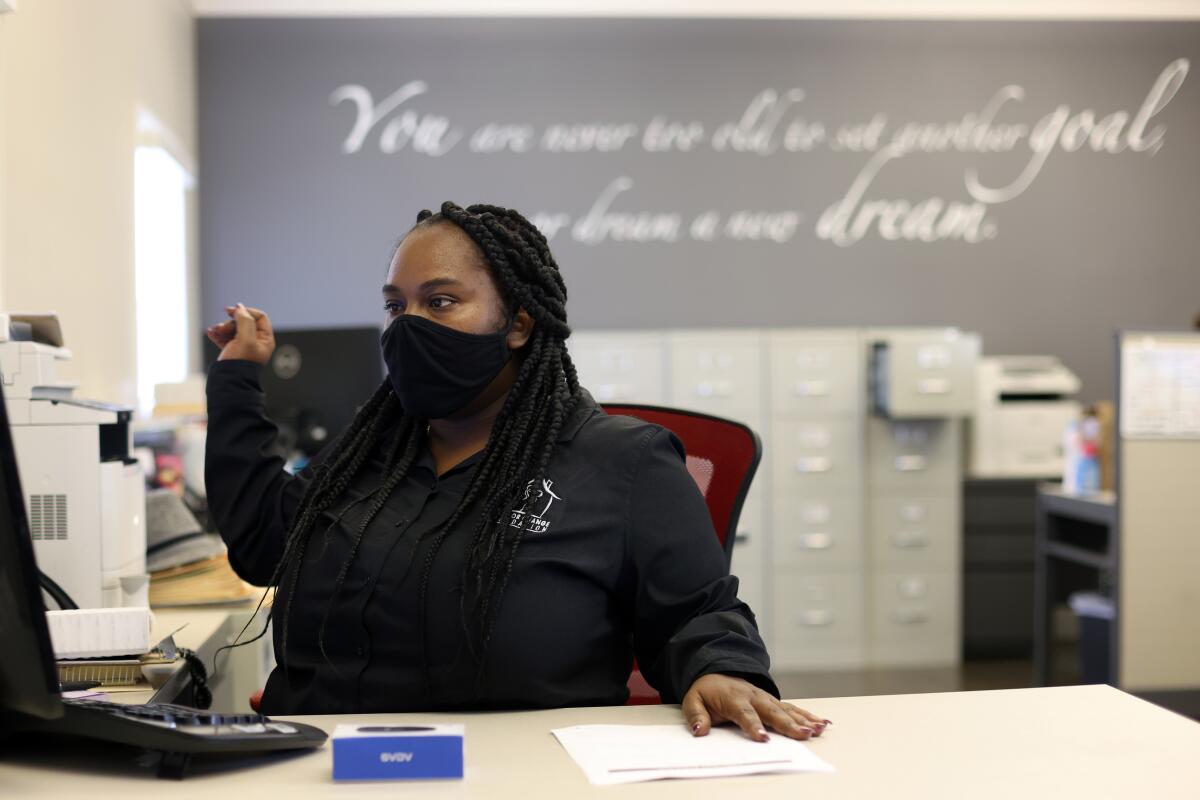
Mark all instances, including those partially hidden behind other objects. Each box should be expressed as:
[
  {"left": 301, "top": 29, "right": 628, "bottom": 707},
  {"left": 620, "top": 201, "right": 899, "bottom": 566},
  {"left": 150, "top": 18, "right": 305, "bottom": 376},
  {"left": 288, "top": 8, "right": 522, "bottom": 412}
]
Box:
[
  {"left": 0, "top": 381, "right": 64, "bottom": 722},
  {"left": 206, "top": 326, "right": 384, "bottom": 457}
]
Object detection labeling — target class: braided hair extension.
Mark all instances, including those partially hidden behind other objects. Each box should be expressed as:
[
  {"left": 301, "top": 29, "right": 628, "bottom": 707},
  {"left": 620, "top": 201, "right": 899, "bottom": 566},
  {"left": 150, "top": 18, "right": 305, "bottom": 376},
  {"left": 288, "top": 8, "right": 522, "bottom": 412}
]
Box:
[{"left": 230, "top": 202, "right": 580, "bottom": 697}]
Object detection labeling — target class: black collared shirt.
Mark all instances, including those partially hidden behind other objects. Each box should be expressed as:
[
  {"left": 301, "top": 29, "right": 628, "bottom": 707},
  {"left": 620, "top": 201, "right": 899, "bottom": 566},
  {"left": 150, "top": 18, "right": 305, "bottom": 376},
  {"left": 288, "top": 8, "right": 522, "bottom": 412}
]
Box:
[{"left": 205, "top": 359, "right": 777, "bottom": 714}]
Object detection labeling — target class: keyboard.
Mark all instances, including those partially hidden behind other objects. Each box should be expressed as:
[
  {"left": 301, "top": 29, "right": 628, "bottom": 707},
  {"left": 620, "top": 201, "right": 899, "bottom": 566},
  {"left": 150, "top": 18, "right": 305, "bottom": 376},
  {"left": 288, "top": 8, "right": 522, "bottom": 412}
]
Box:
[{"left": 15, "top": 697, "right": 327, "bottom": 778}]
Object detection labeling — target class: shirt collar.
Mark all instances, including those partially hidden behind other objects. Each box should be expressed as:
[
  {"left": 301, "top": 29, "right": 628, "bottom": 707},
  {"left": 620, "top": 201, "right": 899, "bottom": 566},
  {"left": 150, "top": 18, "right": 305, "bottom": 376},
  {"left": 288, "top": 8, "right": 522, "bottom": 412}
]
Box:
[{"left": 411, "top": 388, "right": 598, "bottom": 476}]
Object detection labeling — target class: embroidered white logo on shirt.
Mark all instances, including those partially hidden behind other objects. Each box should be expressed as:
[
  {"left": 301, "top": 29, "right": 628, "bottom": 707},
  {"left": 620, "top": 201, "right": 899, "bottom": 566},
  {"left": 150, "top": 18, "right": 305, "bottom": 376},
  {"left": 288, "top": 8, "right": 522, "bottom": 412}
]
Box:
[{"left": 507, "top": 478, "right": 563, "bottom": 534}]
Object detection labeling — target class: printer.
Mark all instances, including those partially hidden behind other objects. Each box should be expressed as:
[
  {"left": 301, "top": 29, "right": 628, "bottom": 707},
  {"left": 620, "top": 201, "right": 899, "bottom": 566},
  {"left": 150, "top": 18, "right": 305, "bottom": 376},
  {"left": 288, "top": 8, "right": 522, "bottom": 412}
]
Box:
[
  {"left": 968, "top": 355, "right": 1081, "bottom": 479},
  {"left": 0, "top": 312, "right": 148, "bottom": 609}
]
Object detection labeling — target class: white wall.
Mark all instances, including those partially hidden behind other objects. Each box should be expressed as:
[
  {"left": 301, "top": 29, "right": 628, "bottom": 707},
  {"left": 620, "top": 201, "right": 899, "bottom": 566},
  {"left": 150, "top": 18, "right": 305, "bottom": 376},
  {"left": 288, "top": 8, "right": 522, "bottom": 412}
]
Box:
[
  {"left": 0, "top": 0, "right": 196, "bottom": 407},
  {"left": 190, "top": 0, "right": 1200, "bottom": 19}
]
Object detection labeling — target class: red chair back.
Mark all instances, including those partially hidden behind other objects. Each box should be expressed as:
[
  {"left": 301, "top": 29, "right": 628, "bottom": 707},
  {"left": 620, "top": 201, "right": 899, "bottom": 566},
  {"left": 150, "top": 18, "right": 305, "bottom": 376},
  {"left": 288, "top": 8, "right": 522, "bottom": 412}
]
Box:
[
  {"left": 601, "top": 404, "right": 763, "bottom": 703},
  {"left": 602, "top": 404, "right": 762, "bottom": 566}
]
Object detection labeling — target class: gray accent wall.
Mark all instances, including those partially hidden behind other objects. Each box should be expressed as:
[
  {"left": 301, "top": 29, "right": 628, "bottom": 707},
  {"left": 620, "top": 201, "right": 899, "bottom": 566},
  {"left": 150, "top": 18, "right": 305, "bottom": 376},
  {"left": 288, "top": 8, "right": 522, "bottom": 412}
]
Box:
[{"left": 198, "top": 18, "right": 1200, "bottom": 399}]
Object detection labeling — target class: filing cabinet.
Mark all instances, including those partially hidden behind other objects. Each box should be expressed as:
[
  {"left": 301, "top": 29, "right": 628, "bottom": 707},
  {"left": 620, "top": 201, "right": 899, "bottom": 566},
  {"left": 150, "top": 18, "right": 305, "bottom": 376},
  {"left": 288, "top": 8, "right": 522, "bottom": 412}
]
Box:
[
  {"left": 772, "top": 492, "right": 864, "bottom": 570},
  {"left": 868, "top": 495, "right": 957, "bottom": 570},
  {"left": 771, "top": 571, "right": 867, "bottom": 669},
  {"left": 568, "top": 331, "right": 669, "bottom": 404},
  {"left": 867, "top": 328, "right": 980, "bottom": 419},
  {"left": 771, "top": 419, "right": 863, "bottom": 494},
  {"left": 768, "top": 331, "right": 864, "bottom": 417},
  {"left": 867, "top": 417, "right": 960, "bottom": 491},
  {"left": 868, "top": 571, "right": 959, "bottom": 666},
  {"left": 570, "top": 326, "right": 975, "bottom": 672},
  {"left": 666, "top": 330, "right": 765, "bottom": 426}
]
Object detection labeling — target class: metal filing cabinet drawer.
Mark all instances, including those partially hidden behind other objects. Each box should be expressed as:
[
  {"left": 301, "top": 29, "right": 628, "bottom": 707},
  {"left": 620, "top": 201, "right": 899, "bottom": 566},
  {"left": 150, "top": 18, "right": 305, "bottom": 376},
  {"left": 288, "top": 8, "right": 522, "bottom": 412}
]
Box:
[
  {"left": 772, "top": 492, "right": 863, "bottom": 569},
  {"left": 869, "top": 496, "right": 957, "bottom": 569},
  {"left": 667, "top": 331, "right": 763, "bottom": 422},
  {"left": 868, "top": 571, "right": 958, "bottom": 666},
  {"left": 771, "top": 571, "right": 866, "bottom": 670},
  {"left": 867, "top": 330, "right": 979, "bottom": 418},
  {"left": 867, "top": 418, "right": 959, "bottom": 491},
  {"left": 768, "top": 331, "right": 863, "bottom": 417},
  {"left": 568, "top": 331, "right": 668, "bottom": 404},
  {"left": 772, "top": 419, "right": 862, "bottom": 492}
]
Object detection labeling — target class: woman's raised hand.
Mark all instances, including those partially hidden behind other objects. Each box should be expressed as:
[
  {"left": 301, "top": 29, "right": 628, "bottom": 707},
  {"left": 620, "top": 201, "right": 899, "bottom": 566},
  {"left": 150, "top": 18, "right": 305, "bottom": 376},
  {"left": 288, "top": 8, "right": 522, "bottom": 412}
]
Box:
[{"left": 206, "top": 303, "right": 276, "bottom": 365}]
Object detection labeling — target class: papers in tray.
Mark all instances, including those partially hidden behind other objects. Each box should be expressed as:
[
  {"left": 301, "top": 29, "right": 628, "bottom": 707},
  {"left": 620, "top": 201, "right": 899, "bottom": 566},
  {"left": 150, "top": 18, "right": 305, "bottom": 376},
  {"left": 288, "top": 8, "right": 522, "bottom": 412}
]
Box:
[{"left": 551, "top": 724, "right": 835, "bottom": 785}]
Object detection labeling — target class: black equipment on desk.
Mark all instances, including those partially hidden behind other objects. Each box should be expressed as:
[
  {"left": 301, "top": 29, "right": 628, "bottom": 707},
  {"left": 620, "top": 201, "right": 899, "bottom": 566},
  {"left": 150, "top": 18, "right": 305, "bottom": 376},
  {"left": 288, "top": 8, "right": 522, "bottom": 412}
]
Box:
[
  {"left": 0, "top": 382, "right": 327, "bottom": 779},
  {"left": 205, "top": 325, "right": 384, "bottom": 457}
]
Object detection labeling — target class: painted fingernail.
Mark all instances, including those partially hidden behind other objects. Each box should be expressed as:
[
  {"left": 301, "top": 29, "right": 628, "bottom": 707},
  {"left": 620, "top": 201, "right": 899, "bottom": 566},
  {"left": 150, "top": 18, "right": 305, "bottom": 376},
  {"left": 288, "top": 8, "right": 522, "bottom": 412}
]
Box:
[
  {"left": 691, "top": 723, "right": 701, "bottom": 735},
  {"left": 757, "top": 729, "right": 769, "bottom": 741},
  {"left": 798, "top": 726, "right": 814, "bottom": 737},
  {"left": 823, "top": 719, "right": 833, "bottom": 725}
]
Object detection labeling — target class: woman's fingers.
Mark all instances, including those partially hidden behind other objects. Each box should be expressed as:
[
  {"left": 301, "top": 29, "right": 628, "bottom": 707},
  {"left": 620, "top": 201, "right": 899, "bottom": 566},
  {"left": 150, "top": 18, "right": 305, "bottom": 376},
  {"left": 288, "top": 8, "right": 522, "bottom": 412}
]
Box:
[
  {"left": 232, "top": 303, "right": 258, "bottom": 346},
  {"left": 728, "top": 701, "right": 770, "bottom": 742},
  {"left": 756, "top": 697, "right": 816, "bottom": 740},
  {"left": 782, "top": 702, "right": 830, "bottom": 730},
  {"left": 206, "top": 319, "right": 235, "bottom": 347},
  {"left": 681, "top": 687, "right": 713, "bottom": 737}
]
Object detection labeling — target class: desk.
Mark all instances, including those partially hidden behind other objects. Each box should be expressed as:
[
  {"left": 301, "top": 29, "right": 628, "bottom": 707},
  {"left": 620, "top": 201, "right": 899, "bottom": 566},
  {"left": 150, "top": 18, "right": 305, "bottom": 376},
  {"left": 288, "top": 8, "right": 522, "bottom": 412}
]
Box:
[{"left": 3, "top": 685, "right": 1198, "bottom": 797}]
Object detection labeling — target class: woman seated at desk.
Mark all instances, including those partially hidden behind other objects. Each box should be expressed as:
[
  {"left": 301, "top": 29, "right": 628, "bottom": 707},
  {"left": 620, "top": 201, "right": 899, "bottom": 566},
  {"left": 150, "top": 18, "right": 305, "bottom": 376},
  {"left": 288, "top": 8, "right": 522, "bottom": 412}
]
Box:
[{"left": 204, "top": 202, "right": 826, "bottom": 742}]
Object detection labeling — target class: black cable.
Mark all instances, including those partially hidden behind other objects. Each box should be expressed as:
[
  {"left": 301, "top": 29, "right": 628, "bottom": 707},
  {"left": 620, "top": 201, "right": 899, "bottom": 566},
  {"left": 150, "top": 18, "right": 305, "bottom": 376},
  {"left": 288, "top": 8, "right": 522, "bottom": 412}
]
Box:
[
  {"left": 177, "top": 647, "right": 212, "bottom": 709},
  {"left": 38, "top": 570, "right": 78, "bottom": 610}
]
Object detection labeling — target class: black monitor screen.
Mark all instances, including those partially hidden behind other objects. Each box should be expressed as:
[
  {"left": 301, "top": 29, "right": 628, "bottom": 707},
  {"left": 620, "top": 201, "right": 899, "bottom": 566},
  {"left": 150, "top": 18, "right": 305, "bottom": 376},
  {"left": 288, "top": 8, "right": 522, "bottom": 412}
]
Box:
[
  {"left": 204, "top": 326, "right": 384, "bottom": 458},
  {"left": 0, "top": 382, "right": 63, "bottom": 721}
]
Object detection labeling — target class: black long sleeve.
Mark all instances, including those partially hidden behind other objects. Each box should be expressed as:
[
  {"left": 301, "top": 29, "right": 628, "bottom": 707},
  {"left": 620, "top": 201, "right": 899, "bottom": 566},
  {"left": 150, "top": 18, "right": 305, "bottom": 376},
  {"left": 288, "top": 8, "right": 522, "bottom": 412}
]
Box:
[
  {"left": 203, "top": 370, "right": 777, "bottom": 714},
  {"left": 204, "top": 359, "right": 316, "bottom": 586},
  {"left": 626, "top": 428, "right": 779, "bottom": 702}
]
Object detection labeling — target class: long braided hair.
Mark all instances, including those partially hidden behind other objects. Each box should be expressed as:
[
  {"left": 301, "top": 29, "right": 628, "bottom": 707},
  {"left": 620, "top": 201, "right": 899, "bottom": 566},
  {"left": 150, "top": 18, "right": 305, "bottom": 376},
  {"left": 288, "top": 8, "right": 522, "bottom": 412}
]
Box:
[{"left": 237, "top": 202, "right": 581, "bottom": 693}]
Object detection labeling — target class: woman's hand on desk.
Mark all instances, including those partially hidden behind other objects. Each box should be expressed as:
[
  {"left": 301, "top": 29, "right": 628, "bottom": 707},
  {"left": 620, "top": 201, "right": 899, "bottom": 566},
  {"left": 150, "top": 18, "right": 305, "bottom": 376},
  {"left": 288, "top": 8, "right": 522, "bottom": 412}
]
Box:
[
  {"left": 206, "top": 303, "right": 276, "bottom": 364},
  {"left": 682, "top": 674, "right": 829, "bottom": 743}
]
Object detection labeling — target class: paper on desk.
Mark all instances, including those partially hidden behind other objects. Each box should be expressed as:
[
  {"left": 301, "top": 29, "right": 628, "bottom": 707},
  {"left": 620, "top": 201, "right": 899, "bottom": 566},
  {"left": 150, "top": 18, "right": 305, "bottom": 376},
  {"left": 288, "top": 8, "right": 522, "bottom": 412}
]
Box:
[{"left": 551, "top": 724, "right": 835, "bottom": 785}]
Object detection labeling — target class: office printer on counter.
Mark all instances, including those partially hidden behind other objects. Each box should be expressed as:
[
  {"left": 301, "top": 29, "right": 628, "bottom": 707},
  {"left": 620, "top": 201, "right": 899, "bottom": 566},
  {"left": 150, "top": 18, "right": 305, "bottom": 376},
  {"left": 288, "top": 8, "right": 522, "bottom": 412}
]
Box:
[
  {"left": 0, "top": 312, "right": 147, "bottom": 609},
  {"left": 968, "top": 356, "right": 1081, "bottom": 478}
]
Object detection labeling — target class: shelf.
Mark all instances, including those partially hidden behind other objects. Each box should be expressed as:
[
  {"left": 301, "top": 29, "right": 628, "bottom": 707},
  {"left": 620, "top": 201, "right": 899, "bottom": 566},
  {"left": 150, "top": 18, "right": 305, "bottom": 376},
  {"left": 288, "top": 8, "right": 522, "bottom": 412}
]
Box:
[{"left": 1043, "top": 541, "right": 1114, "bottom": 570}]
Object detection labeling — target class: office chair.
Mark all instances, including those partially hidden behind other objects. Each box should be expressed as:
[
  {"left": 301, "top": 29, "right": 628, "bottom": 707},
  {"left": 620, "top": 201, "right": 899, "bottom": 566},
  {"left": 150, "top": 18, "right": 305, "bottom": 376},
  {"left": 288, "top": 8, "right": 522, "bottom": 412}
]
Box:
[
  {"left": 601, "top": 403, "right": 763, "bottom": 704},
  {"left": 249, "top": 404, "right": 762, "bottom": 712}
]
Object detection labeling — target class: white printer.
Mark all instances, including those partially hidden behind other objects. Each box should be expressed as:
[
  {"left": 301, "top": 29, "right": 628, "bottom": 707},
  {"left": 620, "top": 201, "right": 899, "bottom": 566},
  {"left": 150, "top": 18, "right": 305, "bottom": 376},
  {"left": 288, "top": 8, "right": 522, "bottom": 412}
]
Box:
[
  {"left": 968, "top": 355, "right": 1081, "bottom": 479},
  {"left": 0, "top": 312, "right": 148, "bottom": 609}
]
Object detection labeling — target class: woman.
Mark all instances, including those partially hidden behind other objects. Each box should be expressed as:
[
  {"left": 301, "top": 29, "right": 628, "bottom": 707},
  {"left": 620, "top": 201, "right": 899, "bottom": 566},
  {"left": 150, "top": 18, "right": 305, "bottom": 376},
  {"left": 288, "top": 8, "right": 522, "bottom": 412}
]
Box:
[{"left": 205, "top": 202, "right": 827, "bottom": 741}]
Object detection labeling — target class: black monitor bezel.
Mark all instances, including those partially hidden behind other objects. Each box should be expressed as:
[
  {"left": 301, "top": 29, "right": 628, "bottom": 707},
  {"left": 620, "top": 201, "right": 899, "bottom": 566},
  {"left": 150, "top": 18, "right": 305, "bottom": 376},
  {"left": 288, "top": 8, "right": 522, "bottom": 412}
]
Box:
[{"left": 0, "top": 382, "right": 64, "bottom": 721}]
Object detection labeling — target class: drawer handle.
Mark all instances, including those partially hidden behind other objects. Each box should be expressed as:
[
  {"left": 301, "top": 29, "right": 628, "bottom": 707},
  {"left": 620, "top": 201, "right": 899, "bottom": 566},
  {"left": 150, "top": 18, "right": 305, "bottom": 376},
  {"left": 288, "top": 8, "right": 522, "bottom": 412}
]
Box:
[
  {"left": 794, "top": 379, "right": 830, "bottom": 397},
  {"left": 894, "top": 455, "right": 927, "bottom": 472},
  {"left": 797, "top": 609, "right": 834, "bottom": 627},
  {"left": 891, "top": 608, "right": 930, "bottom": 625},
  {"left": 898, "top": 578, "right": 928, "bottom": 598},
  {"left": 798, "top": 533, "right": 832, "bottom": 550},
  {"left": 891, "top": 531, "right": 929, "bottom": 548},
  {"left": 734, "top": 532, "right": 750, "bottom": 544},
  {"left": 796, "top": 456, "right": 832, "bottom": 473},
  {"left": 917, "top": 378, "right": 951, "bottom": 395}
]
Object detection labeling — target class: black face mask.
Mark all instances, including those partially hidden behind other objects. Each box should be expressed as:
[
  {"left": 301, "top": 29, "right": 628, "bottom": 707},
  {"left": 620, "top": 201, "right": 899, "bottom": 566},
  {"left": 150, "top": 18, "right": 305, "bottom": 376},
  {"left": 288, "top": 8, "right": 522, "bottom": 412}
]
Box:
[{"left": 380, "top": 314, "right": 513, "bottom": 420}]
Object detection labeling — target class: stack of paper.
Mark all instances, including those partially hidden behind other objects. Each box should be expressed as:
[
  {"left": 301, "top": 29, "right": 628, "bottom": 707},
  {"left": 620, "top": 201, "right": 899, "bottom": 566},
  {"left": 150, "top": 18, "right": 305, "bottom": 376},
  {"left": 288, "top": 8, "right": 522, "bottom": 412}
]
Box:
[
  {"left": 45, "top": 607, "right": 153, "bottom": 659},
  {"left": 552, "top": 724, "right": 835, "bottom": 785}
]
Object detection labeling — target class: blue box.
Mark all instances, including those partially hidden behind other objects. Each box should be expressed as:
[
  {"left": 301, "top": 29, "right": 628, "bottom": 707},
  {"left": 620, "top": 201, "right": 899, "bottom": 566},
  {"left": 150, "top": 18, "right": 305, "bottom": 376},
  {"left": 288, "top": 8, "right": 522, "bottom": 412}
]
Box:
[{"left": 332, "top": 723, "right": 465, "bottom": 781}]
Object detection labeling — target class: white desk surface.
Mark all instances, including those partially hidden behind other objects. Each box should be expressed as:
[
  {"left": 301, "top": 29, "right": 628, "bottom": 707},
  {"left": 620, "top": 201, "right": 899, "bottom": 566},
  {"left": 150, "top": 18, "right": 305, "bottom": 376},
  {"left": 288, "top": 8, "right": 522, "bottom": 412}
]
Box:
[{"left": 3, "top": 684, "right": 1198, "bottom": 798}]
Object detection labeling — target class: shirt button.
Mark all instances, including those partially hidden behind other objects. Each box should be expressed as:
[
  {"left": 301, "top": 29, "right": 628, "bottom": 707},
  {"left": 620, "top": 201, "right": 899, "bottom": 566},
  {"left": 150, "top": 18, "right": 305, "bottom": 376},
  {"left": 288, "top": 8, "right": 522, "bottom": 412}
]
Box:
[{"left": 355, "top": 646, "right": 364, "bottom": 656}]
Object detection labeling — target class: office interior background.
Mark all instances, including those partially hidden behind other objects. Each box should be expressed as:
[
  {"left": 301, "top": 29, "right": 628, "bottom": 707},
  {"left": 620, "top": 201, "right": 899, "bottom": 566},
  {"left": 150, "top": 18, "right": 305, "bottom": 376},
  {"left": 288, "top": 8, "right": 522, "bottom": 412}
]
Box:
[{"left": 0, "top": 0, "right": 1198, "bottom": 716}]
